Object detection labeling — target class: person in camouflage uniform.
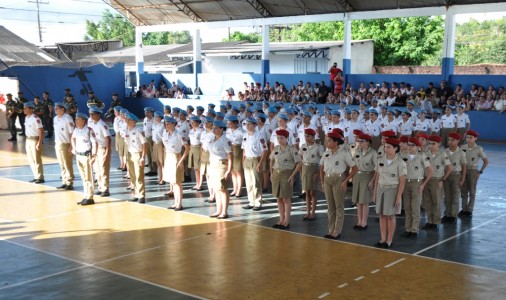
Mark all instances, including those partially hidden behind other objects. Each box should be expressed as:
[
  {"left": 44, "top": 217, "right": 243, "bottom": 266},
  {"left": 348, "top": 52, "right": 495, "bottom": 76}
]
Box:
[
  {"left": 86, "top": 91, "right": 104, "bottom": 109},
  {"left": 42, "top": 91, "right": 54, "bottom": 138},
  {"left": 105, "top": 92, "right": 121, "bottom": 120},
  {"left": 65, "top": 94, "right": 78, "bottom": 121},
  {"left": 5, "top": 93, "right": 18, "bottom": 142},
  {"left": 16, "top": 91, "right": 28, "bottom": 136}
]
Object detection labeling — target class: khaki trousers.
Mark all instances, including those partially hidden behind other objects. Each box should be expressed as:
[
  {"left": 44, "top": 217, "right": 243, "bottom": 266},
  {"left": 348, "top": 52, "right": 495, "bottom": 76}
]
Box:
[
  {"left": 443, "top": 172, "right": 461, "bottom": 217},
  {"left": 403, "top": 180, "right": 422, "bottom": 232},
  {"left": 94, "top": 147, "right": 110, "bottom": 192},
  {"left": 423, "top": 178, "right": 442, "bottom": 224},
  {"left": 461, "top": 169, "right": 478, "bottom": 212},
  {"left": 26, "top": 138, "right": 44, "bottom": 180},
  {"left": 56, "top": 143, "right": 74, "bottom": 185},
  {"left": 128, "top": 151, "right": 145, "bottom": 199},
  {"left": 244, "top": 157, "right": 262, "bottom": 207},
  {"left": 146, "top": 136, "right": 156, "bottom": 170},
  {"left": 76, "top": 154, "right": 94, "bottom": 199},
  {"left": 324, "top": 173, "right": 345, "bottom": 235}
]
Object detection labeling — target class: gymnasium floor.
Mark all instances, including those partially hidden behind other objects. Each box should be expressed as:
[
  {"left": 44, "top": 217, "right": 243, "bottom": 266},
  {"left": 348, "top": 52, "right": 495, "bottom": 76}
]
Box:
[{"left": 1, "top": 130, "right": 506, "bottom": 299}]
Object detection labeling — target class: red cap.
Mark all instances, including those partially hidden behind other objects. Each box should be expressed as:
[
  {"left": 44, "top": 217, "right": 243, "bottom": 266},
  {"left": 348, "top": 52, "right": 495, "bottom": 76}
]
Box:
[
  {"left": 466, "top": 130, "right": 479, "bottom": 138},
  {"left": 409, "top": 137, "right": 421, "bottom": 147},
  {"left": 416, "top": 132, "right": 429, "bottom": 140},
  {"left": 276, "top": 129, "right": 289, "bottom": 138},
  {"left": 357, "top": 133, "right": 371, "bottom": 141},
  {"left": 353, "top": 129, "right": 364, "bottom": 136},
  {"left": 448, "top": 132, "right": 462, "bottom": 140},
  {"left": 327, "top": 132, "right": 343, "bottom": 139},
  {"left": 381, "top": 130, "right": 396, "bottom": 138},
  {"left": 399, "top": 136, "right": 409, "bottom": 143},
  {"left": 384, "top": 138, "right": 400, "bottom": 146},
  {"left": 304, "top": 128, "right": 316, "bottom": 136},
  {"left": 428, "top": 135, "right": 442, "bottom": 143},
  {"left": 331, "top": 128, "right": 344, "bottom": 136}
]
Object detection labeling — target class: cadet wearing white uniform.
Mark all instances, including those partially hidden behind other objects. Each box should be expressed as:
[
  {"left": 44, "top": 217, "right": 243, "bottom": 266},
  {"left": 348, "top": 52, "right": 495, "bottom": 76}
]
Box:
[
  {"left": 124, "top": 113, "right": 147, "bottom": 203},
  {"left": 188, "top": 116, "right": 203, "bottom": 190},
  {"left": 53, "top": 102, "right": 75, "bottom": 190},
  {"left": 23, "top": 102, "right": 45, "bottom": 183},
  {"left": 88, "top": 106, "right": 111, "bottom": 196},
  {"left": 152, "top": 111, "right": 165, "bottom": 184},
  {"left": 143, "top": 107, "right": 156, "bottom": 175},
  {"left": 440, "top": 106, "right": 457, "bottom": 148}
]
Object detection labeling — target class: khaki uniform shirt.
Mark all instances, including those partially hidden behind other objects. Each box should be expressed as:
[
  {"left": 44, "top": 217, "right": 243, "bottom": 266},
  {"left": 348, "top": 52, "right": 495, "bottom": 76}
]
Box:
[
  {"left": 353, "top": 147, "right": 377, "bottom": 172},
  {"left": 445, "top": 147, "right": 467, "bottom": 172},
  {"left": 319, "top": 147, "right": 355, "bottom": 174},
  {"left": 461, "top": 144, "right": 487, "bottom": 170},
  {"left": 402, "top": 152, "right": 431, "bottom": 180},
  {"left": 376, "top": 155, "right": 407, "bottom": 185},
  {"left": 270, "top": 145, "right": 300, "bottom": 170},
  {"left": 426, "top": 149, "right": 451, "bottom": 178},
  {"left": 299, "top": 143, "right": 325, "bottom": 164}
]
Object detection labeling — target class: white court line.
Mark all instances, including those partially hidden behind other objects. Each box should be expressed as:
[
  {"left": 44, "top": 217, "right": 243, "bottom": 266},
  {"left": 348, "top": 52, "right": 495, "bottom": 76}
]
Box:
[
  {"left": 354, "top": 276, "right": 364, "bottom": 281},
  {"left": 0, "top": 266, "right": 87, "bottom": 291},
  {"left": 371, "top": 269, "right": 380, "bottom": 274},
  {"left": 0, "top": 218, "right": 15, "bottom": 223},
  {"left": 414, "top": 212, "right": 506, "bottom": 255},
  {"left": 318, "top": 292, "right": 330, "bottom": 299},
  {"left": 384, "top": 258, "right": 406, "bottom": 268},
  {"left": 338, "top": 283, "right": 348, "bottom": 288}
]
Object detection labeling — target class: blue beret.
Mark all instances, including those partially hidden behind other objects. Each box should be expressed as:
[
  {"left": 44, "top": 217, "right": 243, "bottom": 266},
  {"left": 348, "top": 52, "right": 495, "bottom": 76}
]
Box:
[
  {"left": 187, "top": 105, "right": 194, "bottom": 110},
  {"left": 89, "top": 106, "right": 103, "bottom": 114},
  {"left": 205, "top": 116, "right": 214, "bottom": 123},
  {"left": 154, "top": 111, "right": 164, "bottom": 117},
  {"left": 278, "top": 113, "right": 289, "bottom": 120},
  {"left": 231, "top": 107, "right": 240, "bottom": 112},
  {"left": 225, "top": 115, "right": 238, "bottom": 122},
  {"left": 76, "top": 112, "right": 88, "bottom": 119},
  {"left": 268, "top": 107, "right": 277, "bottom": 113},
  {"left": 172, "top": 107, "right": 181, "bottom": 112},
  {"left": 126, "top": 113, "right": 138, "bottom": 121},
  {"left": 255, "top": 106, "right": 263, "bottom": 112},
  {"left": 208, "top": 103, "right": 216, "bottom": 108},
  {"left": 331, "top": 110, "right": 341, "bottom": 116},
  {"left": 372, "top": 98, "right": 379, "bottom": 103},
  {"left": 256, "top": 113, "right": 267, "bottom": 119},
  {"left": 55, "top": 102, "right": 66, "bottom": 109},
  {"left": 368, "top": 109, "right": 379, "bottom": 115},
  {"left": 164, "top": 116, "right": 177, "bottom": 123},
  {"left": 246, "top": 117, "right": 258, "bottom": 124},
  {"left": 190, "top": 116, "right": 201, "bottom": 122},
  {"left": 381, "top": 105, "right": 388, "bottom": 110},
  {"left": 285, "top": 108, "right": 294, "bottom": 114},
  {"left": 120, "top": 108, "right": 129, "bottom": 114},
  {"left": 301, "top": 111, "right": 312, "bottom": 117},
  {"left": 113, "top": 106, "right": 122, "bottom": 111},
  {"left": 216, "top": 112, "right": 225, "bottom": 118},
  {"left": 207, "top": 109, "right": 216, "bottom": 115},
  {"left": 144, "top": 107, "right": 155, "bottom": 112},
  {"left": 23, "top": 101, "right": 35, "bottom": 108},
  {"left": 220, "top": 104, "right": 227, "bottom": 110},
  {"left": 419, "top": 109, "right": 426, "bottom": 114},
  {"left": 180, "top": 110, "right": 188, "bottom": 116},
  {"left": 402, "top": 110, "right": 412, "bottom": 116},
  {"left": 387, "top": 109, "right": 395, "bottom": 114},
  {"left": 434, "top": 109, "right": 441, "bottom": 115},
  {"left": 196, "top": 106, "right": 205, "bottom": 111},
  {"left": 394, "top": 108, "right": 401, "bottom": 113},
  {"left": 164, "top": 105, "right": 171, "bottom": 110},
  {"left": 407, "top": 100, "right": 415, "bottom": 106},
  {"left": 344, "top": 108, "right": 351, "bottom": 114},
  {"left": 239, "top": 103, "right": 246, "bottom": 109},
  {"left": 446, "top": 105, "right": 455, "bottom": 110},
  {"left": 351, "top": 108, "right": 359, "bottom": 113},
  {"left": 246, "top": 108, "right": 255, "bottom": 113},
  {"left": 273, "top": 102, "right": 282, "bottom": 108},
  {"left": 213, "top": 120, "right": 227, "bottom": 128},
  {"left": 262, "top": 101, "right": 269, "bottom": 106}
]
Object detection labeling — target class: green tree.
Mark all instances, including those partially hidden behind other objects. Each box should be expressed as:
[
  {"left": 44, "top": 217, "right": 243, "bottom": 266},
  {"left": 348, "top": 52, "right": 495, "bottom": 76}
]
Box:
[
  {"left": 223, "top": 31, "right": 261, "bottom": 43},
  {"left": 85, "top": 9, "right": 192, "bottom": 46},
  {"left": 275, "top": 17, "right": 444, "bottom": 66}
]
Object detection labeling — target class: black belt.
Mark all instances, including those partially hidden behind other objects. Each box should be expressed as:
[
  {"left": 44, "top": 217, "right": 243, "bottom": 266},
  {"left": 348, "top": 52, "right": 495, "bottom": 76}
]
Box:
[{"left": 75, "top": 150, "right": 91, "bottom": 156}]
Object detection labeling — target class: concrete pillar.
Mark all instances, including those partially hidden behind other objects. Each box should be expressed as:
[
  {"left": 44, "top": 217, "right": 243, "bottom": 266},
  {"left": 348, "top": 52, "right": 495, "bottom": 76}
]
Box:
[
  {"left": 442, "top": 7, "right": 456, "bottom": 82},
  {"left": 193, "top": 29, "right": 202, "bottom": 89},
  {"left": 342, "top": 18, "right": 352, "bottom": 86},
  {"left": 261, "top": 25, "right": 270, "bottom": 85},
  {"left": 134, "top": 29, "right": 144, "bottom": 90}
]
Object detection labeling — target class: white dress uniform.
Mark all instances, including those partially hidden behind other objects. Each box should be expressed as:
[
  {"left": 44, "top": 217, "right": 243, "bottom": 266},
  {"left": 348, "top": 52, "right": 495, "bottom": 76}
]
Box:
[
  {"left": 125, "top": 126, "right": 147, "bottom": 199},
  {"left": 208, "top": 135, "right": 232, "bottom": 190},
  {"left": 398, "top": 119, "right": 414, "bottom": 136},
  {"left": 73, "top": 126, "right": 96, "bottom": 199},
  {"left": 242, "top": 131, "right": 268, "bottom": 207},
  {"left": 297, "top": 123, "right": 318, "bottom": 146},
  {"left": 54, "top": 114, "right": 75, "bottom": 186},
  {"left": 89, "top": 119, "right": 111, "bottom": 193},
  {"left": 25, "top": 114, "right": 44, "bottom": 180},
  {"left": 162, "top": 130, "right": 186, "bottom": 183}
]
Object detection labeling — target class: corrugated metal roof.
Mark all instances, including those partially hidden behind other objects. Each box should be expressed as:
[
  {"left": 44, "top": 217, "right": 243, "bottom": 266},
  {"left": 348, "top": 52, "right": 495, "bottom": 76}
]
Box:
[{"left": 0, "top": 26, "right": 59, "bottom": 65}]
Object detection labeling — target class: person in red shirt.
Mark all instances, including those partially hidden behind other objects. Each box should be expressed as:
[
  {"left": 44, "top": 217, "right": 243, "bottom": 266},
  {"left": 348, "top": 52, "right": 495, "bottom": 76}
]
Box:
[{"left": 329, "top": 62, "right": 342, "bottom": 91}]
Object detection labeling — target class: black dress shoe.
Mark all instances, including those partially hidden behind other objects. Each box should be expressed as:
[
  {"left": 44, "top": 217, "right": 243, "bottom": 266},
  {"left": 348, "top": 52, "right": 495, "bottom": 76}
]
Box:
[
  {"left": 209, "top": 214, "right": 219, "bottom": 218},
  {"left": 65, "top": 185, "right": 74, "bottom": 190},
  {"left": 101, "top": 191, "right": 110, "bottom": 197},
  {"left": 129, "top": 198, "right": 138, "bottom": 202},
  {"left": 116, "top": 167, "right": 123, "bottom": 170},
  {"left": 278, "top": 224, "right": 290, "bottom": 230},
  {"left": 34, "top": 179, "right": 45, "bottom": 184},
  {"left": 441, "top": 216, "right": 449, "bottom": 223},
  {"left": 217, "top": 215, "right": 229, "bottom": 219},
  {"left": 121, "top": 168, "right": 127, "bottom": 172},
  {"left": 262, "top": 188, "right": 268, "bottom": 193},
  {"left": 421, "top": 223, "right": 432, "bottom": 230},
  {"left": 272, "top": 224, "right": 282, "bottom": 228},
  {"left": 457, "top": 210, "right": 466, "bottom": 217},
  {"left": 81, "top": 199, "right": 95, "bottom": 206},
  {"left": 29, "top": 179, "right": 36, "bottom": 183},
  {"left": 359, "top": 225, "right": 368, "bottom": 230},
  {"left": 167, "top": 206, "right": 175, "bottom": 210},
  {"left": 195, "top": 187, "right": 203, "bottom": 191},
  {"left": 77, "top": 199, "right": 86, "bottom": 205},
  {"left": 298, "top": 192, "right": 306, "bottom": 199},
  {"left": 207, "top": 200, "right": 215, "bottom": 203},
  {"left": 18, "top": 132, "right": 25, "bottom": 136},
  {"left": 410, "top": 232, "right": 418, "bottom": 238},
  {"left": 400, "top": 231, "right": 412, "bottom": 238},
  {"left": 8, "top": 138, "right": 17, "bottom": 142},
  {"left": 324, "top": 234, "right": 340, "bottom": 239},
  {"left": 374, "top": 241, "right": 385, "bottom": 247},
  {"left": 138, "top": 198, "right": 145, "bottom": 204},
  {"left": 353, "top": 225, "right": 361, "bottom": 230},
  {"left": 243, "top": 205, "right": 254, "bottom": 209},
  {"left": 95, "top": 190, "right": 102, "bottom": 195},
  {"left": 174, "top": 207, "right": 184, "bottom": 211},
  {"left": 57, "top": 184, "right": 67, "bottom": 189},
  {"left": 252, "top": 206, "right": 262, "bottom": 211},
  {"left": 383, "top": 242, "right": 393, "bottom": 249}
]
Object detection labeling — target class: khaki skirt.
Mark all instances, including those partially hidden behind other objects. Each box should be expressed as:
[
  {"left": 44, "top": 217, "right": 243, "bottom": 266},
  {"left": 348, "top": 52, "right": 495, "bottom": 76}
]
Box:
[
  {"left": 116, "top": 135, "right": 124, "bottom": 156},
  {"left": 188, "top": 145, "right": 201, "bottom": 169},
  {"left": 209, "top": 160, "right": 228, "bottom": 190},
  {"left": 163, "top": 152, "right": 183, "bottom": 184},
  {"left": 271, "top": 168, "right": 293, "bottom": 199},
  {"left": 352, "top": 171, "right": 374, "bottom": 204},
  {"left": 302, "top": 164, "right": 320, "bottom": 191},
  {"left": 231, "top": 145, "right": 243, "bottom": 172},
  {"left": 152, "top": 142, "right": 164, "bottom": 164},
  {"left": 200, "top": 150, "right": 210, "bottom": 175},
  {"left": 376, "top": 184, "right": 401, "bottom": 216}
]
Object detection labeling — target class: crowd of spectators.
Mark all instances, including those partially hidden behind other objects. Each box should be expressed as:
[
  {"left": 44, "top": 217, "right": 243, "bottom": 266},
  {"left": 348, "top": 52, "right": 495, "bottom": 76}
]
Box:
[{"left": 132, "top": 80, "right": 187, "bottom": 99}]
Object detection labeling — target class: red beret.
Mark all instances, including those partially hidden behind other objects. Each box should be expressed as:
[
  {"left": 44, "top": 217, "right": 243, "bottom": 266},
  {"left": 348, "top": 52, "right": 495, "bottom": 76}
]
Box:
[
  {"left": 384, "top": 138, "right": 400, "bottom": 146},
  {"left": 399, "top": 136, "right": 409, "bottom": 143},
  {"left": 409, "top": 137, "right": 421, "bottom": 147},
  {"left": 428, "top": 135, "right": 442, "bottom": 143},
  {"left": 276, "top": 129, "right": 289, "bottom": 138},
  {"left": 466, "top": 130, "right": 479, "bottom": 138},
  {"left": 327, "top": 132, "right": 343, "bottom": 139},
  {"left": 353, "top": 129, "right": 364, "bottom": 136},
  {"left": 381, "top": 130, "right": 396, "bottom": 138},
  {"left": 416, "top": 132, "right": 429, "bottom": 140},
  {"left": 331, "top": 128, "right": 344, "bottom": 136},
  {"left": 357, "top": 133, "right": 371, "bottom": 141},
  {"left": 304, "top": 128, "right": 316, "bottom": 136},
  {"left": 448, "top": 132, "right": 462, "bottom": 140}
]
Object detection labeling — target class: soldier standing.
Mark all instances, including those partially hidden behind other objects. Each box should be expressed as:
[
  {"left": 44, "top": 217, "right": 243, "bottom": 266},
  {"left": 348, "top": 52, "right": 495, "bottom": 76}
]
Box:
[
  {"left": 42, "top": 92, "right": 54, "bottom": 138},
  {"left": 65, "top": 94, "right": 78, "bottom": 121},
  {"left": 16, "top": 91, "right": 28, "bottom": 136},
  {"left": 5, "top": 93, "right": 17, "bottom": 142},
  {"left": 86, "top": 91, "right": 104, "bottom": 109}
]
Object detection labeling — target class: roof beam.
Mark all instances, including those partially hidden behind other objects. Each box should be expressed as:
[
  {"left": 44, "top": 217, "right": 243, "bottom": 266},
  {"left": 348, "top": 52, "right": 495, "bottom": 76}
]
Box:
[
  {"left": 335, "top": 0, "right": 354, "bottom": 12},
  {"left": 109, "top": 0, "right": 145, "bottom": 26},
  {"left": 168, "top": 0, "right": 205, "bottom": 22},
  {"left": 245, "top": 0, "right": 273, "bottom": 18}
]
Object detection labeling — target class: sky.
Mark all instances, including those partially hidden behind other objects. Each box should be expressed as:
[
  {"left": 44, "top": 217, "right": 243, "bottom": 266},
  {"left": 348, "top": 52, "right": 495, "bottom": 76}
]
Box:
[{"left": 1, "top": 0, "right": 505, "bottom": 47}]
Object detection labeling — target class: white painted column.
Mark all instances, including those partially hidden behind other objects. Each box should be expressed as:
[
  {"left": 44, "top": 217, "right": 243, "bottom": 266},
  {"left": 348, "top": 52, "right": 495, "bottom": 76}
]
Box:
[
  {"left": 261, "top": 25, "right": 270, "bottom": 85},
  {"left": 442, "top": 6, "right": 456, "bottom": 81},
  {"left": 342, "top": 16, "right": 352, "bottom": 85},
  {"left": 193, "top": 29, "right": 202, "bottom": 89},
  {"left": 134, "top": 28, "right": 144, "bottom": 90}
]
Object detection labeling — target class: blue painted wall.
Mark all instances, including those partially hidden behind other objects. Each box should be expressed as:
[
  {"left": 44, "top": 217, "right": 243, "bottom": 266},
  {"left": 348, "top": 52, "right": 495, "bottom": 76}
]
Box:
[{"left": 1, "top": 63, "right": 125, "bottom": 113}]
